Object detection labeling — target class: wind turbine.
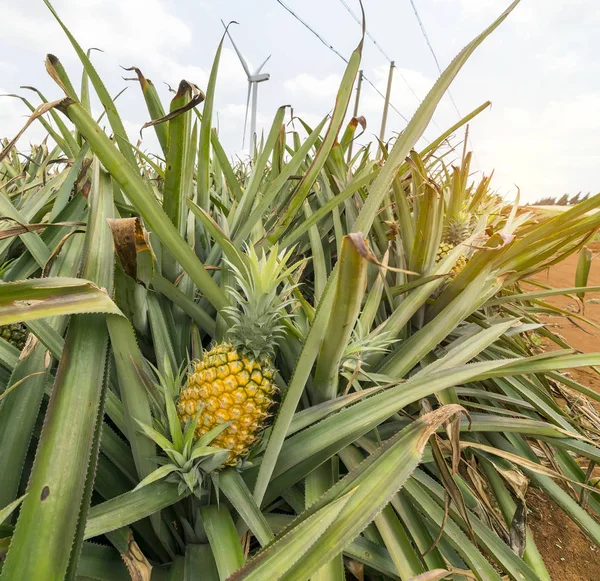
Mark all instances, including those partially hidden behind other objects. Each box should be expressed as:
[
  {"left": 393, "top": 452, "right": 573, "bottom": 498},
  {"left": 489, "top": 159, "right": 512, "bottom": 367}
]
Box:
[{"left": 222, "top": 21, "right": 271, "bottom": 156}]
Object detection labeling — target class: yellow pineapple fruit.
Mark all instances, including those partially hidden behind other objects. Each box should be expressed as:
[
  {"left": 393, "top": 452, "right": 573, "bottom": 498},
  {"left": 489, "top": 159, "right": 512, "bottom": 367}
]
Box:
[
  {"left": 178, "top": 343, "right": 276, "bottom": 464},
  {"left": 177, "top": 245, "right": 296, "bottom": 465},
  {"left": 437, "top": 211, "right": 471, "bottom": 276},
  {"left": 436, "top": 241, "right": 468, "bottom": 277}
]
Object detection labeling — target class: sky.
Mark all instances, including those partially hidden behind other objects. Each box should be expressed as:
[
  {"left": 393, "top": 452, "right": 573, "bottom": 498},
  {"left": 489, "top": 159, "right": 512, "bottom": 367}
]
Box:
[{"left": 1, "top": 0, "right": 599, "bottom": 203}]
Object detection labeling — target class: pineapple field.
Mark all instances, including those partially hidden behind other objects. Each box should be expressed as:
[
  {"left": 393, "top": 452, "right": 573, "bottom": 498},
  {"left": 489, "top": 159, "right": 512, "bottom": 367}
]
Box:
[{"left": 2, "top": 0, "right": 600, "bottom": 580}]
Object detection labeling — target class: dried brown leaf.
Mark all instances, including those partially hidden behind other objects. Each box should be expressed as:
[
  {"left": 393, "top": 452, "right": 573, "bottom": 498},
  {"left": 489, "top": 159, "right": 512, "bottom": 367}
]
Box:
[
  {"left": 140, "top": 80, "right": 205, "bottom": 136},
  {"left": 120, "top": 531, "right": 152, "bottom": 581},
  {"left": 344, "top": 557, "right": 364, "bottom": 580},
  {"left": 0, "top": 220, "right": 85, "bottom": 241},
  {"left": 509, "top": 499, "right": 527, "bottom": 557},
  {"left": 107, "top": 217, "right": 153, "bottom": 283},
  {"left": 0, "top": 98, "right": 66, "bottom": 163},
  {"left": 347, "top": 232, "right": 418, "bottom": 274}
]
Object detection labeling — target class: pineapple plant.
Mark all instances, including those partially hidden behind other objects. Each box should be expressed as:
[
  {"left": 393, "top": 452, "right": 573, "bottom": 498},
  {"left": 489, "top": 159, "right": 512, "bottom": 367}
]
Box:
[
  {"left": 434, "top": 151, "right": 498, "bottom": 277},
  {"left": 177, "top": 246, "right": 296, "bottom": 464},
  {"left": 5, "top": 2, "right": 600, "bottom": 581}
]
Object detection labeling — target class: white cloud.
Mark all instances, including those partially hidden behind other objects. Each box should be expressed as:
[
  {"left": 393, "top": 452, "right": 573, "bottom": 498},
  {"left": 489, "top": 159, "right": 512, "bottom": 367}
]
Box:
[
  {"left": 542, "top": 94, "right": 600, "bottom": 132},
  {"left": 537, "top": 50, "right": 582, "bottom": 74},
  {"left": 469, "top": 92, "right": 600, "bottom": 201},
  {"left": 1, "top": 0, "right": 192, "bottom": 61},
  {"left": 448, "top": 0, "right": 498, "bottom": 16},
  {"left": 284, "top": 74, "right": 342, "bottom": 99},
  {"left": 161, "top": 63, "right": 208, "bottom": 89},
  {"left": 0, "top": 1, "right": 248, "bottom": 93},
  {"left": 501, "top": 107, "right": 533, "bottom": 128},
  {"left": 370, "top": 65, "right": 434, "bottom": 110},
  {"left": 282, "top": 66, "right": 438, "bottom": 132},
  {"left": 435, "top": 0, "right": 597, "bottom": 37},
  {"left": 0, "top": 91, "right": 50, "bottom": 147},
  {"left": 215, "top": 102, "right": 270, "bottom": 147},
  {"left": 0, "top": 62, "right": 18, "bottom": 75}
]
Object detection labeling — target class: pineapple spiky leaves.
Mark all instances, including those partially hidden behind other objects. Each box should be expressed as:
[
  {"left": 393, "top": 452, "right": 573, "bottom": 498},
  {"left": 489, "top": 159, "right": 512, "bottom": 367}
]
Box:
[
  {"left": 340, "top": 321, "right": 397, "bottom": 384},
  {"left": 177, "top": 245, "right": 298, "bottom": 465}
]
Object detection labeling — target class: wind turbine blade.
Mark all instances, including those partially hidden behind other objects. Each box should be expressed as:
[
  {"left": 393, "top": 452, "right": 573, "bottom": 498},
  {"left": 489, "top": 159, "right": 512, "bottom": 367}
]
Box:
[
  {"left": 242, "top": 81, "right": 251, "bottom": 149},
  {"left": 222, "top": 22, "right": 251, "bottom": 78},
  {"left": 255, "top": 54, "right": 272, "bottom": 74}
]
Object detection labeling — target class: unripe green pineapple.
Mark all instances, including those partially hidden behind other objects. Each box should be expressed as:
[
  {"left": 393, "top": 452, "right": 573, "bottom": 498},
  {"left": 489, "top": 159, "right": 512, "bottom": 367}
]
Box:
[
  {"left": 0, "top": 323, "right": 28, "bottom": 350},
  {"left": 177, "top": 246, "right": 296, "bottom": 465}
]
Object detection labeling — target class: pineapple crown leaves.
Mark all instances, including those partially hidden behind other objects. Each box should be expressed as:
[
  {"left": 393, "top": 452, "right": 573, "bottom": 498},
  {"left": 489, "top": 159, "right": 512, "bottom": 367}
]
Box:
[
  {"left": 341, "top": 321, "right": 397, "bottom": 372},
  {"left": 134, "top": 412, "right": 230, "bottom": 497},
  {"left": 222, "top": 243, "right": 303, "bottom": 361},
  {"left": 442, "top": 211, "right": 473, "bottom": 245}
]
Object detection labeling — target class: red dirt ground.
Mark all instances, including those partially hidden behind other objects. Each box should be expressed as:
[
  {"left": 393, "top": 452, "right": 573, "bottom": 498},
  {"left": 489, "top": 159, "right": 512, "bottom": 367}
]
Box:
[
  {"left": 527, "top": 490, "right": 600, "bottom": 581},
  {"left": 528, "top": 241, "right": 600, "bottom": 392},
  {"left": 524, "top": 242, "right": 600, "bottom": 580}
]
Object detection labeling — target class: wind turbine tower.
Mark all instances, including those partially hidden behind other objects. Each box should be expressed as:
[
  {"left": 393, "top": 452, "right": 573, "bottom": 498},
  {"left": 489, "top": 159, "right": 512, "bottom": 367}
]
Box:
[{"left": 222, "top": 22, "right": 271, "bottom": 156}]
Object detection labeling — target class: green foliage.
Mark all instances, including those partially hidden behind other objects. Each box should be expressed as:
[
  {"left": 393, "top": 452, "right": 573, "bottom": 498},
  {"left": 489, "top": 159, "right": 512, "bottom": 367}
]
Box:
[{"left": 3, "top": 1, "right": 600, "bottom": 580}]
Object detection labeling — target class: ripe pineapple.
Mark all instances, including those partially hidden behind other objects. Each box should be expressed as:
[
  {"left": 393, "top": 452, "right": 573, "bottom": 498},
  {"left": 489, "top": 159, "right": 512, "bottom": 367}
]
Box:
[
  {"left": 177, "top": 246, "right": 295, "bottom": 465},
  {"left": 436, "top": 242, "right": 468, "bottom": 277},
  {"left": 0, "top": 323, "right": 28, "bottom": 350}
]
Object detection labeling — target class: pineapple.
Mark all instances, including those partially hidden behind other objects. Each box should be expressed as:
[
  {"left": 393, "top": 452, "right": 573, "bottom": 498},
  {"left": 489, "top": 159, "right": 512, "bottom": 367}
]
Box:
[
  {"left": 177, "top": 246, "right": 296, "bottom": 465},
  {"left": 436, "top": 241, "right": 468, "bottom": 275},
  {"left": 0, "top": 323, "right": 28, "bottom": 350},
  {"left": 442, "top": 212, "right": 471, "bottom": 247},
  {"left": 436, "top": 211, "right": 471, "bottom": 276}
]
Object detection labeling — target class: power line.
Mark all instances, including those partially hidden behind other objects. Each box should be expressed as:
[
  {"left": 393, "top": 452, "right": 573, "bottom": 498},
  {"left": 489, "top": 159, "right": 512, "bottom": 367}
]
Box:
[
  {"left": 275, "top": 0, "right": 349, "bottom": 64},
  {"left": 338, "top": 0, "right": 392, "bottom": 62},
  {"left": 363, "top": 72, "right": 409, "bottom": 124},
  {"left": 337, "top": 0, "right": 423, "bottom": 106},
  {"left": 275, "top": 0, "right": 410, "bottom": 124},
  {"left": 407, "top": 0, "right": 481, "bottom": 164},
  {"left": 407, "top": 0, "right": 461, "bottom": 118}
]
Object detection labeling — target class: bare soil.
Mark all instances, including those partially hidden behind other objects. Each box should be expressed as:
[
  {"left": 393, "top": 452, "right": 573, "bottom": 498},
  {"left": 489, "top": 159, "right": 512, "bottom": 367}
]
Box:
[
  {"left": 528, "top": 241, "right": 600, "bottom": 393},
  {"left": 523, "top": 242, "right": 600, "bottom": 580},
  {"left": 527, "top": 490, "right": 600, "bottom": 581}
]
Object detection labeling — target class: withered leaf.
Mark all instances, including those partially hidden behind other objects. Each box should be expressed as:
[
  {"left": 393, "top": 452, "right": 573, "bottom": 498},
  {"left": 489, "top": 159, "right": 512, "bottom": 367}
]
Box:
[{"left": 107, "top": 217, "right": 154, "bottom": 285}]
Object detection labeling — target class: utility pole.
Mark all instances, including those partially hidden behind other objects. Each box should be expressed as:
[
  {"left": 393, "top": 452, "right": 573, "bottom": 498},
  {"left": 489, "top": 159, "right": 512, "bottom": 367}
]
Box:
[
  {"left": 379, "top": 61, "right": 395, "bottom": 147},
  {"left": 347, "top": 70, "right": 363, "bottom": 164}
]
